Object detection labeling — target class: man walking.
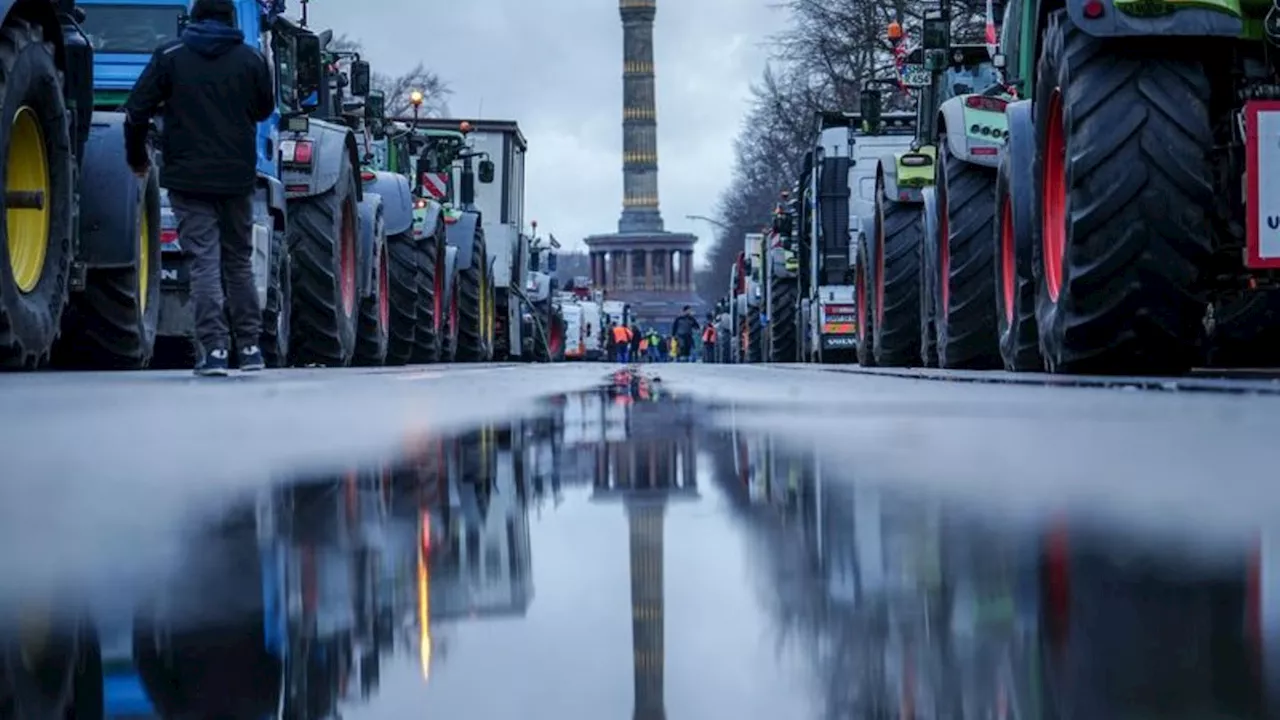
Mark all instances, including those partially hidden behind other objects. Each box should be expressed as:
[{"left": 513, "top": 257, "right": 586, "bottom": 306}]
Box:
[
  {"left": 124, "top": 0, "right": 275, "bottom": 375},
  {"left": 670, "top": 306, "right": 699, "bottom": 363}
]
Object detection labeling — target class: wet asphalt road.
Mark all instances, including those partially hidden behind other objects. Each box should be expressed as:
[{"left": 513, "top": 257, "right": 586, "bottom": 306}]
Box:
[{"left": 1, "top": 362, "right": 1279, "bottom": 719}]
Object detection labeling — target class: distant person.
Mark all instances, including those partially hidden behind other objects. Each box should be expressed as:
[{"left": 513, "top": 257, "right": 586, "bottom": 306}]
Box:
[
  {"left": 124, "top": 0, "right": 275, "bottom": 375},
  {"left": 611, "top": 323, "right": 633, "bottom": 363},
  {"left": 701, "top": 315, "right": 718, "bottom": 363},
  {"left": 629, "top": 323, "right": 642, "bottom": 361},
  {"left": 670, "top": 306, "right": 700, "bottom": 363},
  {"left": 646, "top": 328, "right": 661, "bottom": 362},
  {"left": 604, "top": 321, "right": 616, "bottom": 360}
]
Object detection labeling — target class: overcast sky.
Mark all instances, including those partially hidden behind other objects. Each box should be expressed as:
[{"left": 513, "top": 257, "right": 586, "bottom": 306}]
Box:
[{"left": 310, "top": 0, "right": 780, "bottom": 266}]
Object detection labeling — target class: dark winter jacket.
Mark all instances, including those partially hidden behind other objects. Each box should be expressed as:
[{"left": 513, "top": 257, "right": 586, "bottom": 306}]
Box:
[
  {"left": 123, "top": 18, "right": 275, "bottom": 195},
  {"left": 670, "top": 314, "right": 699, "bottom": 339}
]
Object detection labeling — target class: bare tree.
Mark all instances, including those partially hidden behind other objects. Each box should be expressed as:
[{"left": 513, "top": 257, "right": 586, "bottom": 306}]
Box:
[{"left": 326, "top": 36, "right": 453, "bottom": 118}]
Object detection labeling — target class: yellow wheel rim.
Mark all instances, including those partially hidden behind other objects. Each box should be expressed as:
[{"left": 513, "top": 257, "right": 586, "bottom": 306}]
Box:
[
  {"left": 138, "top": 196, "right": 149, "bottom": 312},
  {"left": 6, "top": 107, "right": 50, "bottom": 293}
]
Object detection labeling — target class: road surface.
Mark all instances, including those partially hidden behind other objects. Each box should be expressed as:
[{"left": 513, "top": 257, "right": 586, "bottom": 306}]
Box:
[{"left": 0, "top": 362, "right": 1275, "bottom": 719}]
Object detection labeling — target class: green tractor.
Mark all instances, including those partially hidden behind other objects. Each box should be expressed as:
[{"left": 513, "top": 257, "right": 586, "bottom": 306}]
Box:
[
  {"left": 992, "top": 0, "right": 1280, "bottom": 374},
  {"left": 362, "top": 90, "right": 448, "bottom": 365},
  {"left": 863, "top": 10, "right": 1012, "bottom": 369}
]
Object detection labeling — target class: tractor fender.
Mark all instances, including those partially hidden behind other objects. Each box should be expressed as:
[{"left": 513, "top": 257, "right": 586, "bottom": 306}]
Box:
[
  {"left": 1005, "top": 100, "right": 1035, "bottom": 178},
  {"left": 357, "top": 193, "right": 385, "bottom": 301},
  {"left": 362, "top": 170, "right": 414, "bottom": 237},
  {"left": 878, "top": 155, "right": 903, "bottom": 202},
  {"left": 937, "top": 98, "right": 1004, "bottom": 169},
  {"left": 444, "top": 210, "right": 481, "bottom": 271},
  {"left": 414, "top": 198, "right": 444, "bottom": 246},
  {"left": 78, "top": 112, "right": 155, "bottom": 269},
  {"left": 1067, "top": 0, "right": 1241, "bottom": 37},
  {"left": 443, "top": 245, "right": 460, "bottom": 302},
  {"left": 280, "top": 118, "right": 361, "bottom": 201},
  {"left": 255, "top": 173, "right": 287, "bottom": 232},
  {"left": 878, "top": 154, "right": 928, "bottom": 205}
]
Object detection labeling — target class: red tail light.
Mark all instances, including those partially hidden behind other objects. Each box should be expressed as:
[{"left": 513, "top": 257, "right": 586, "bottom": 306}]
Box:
[
  {"left": 160, "top": 229, "right": 178, "bottom": 245},
  {"left": 414, "top": 199, "right": 428, "bottom": 209},
  {"left": 443, "top": 214, "right": 458, "bottom": 224},
  {"left": 973, "top": 146, "right": 999, "bottom": 155},
  {"left": 1044, "top": 520, "right": 1070, "bottom": 648},
  {"left": 965, "top": 96, "right": 1007, "bottom": 112},
  {"left": 361, "top": 170, "right": 376, "bottom": 183},
  {"left": 282, "top": 139, "right": 314, "bottom": 166}
]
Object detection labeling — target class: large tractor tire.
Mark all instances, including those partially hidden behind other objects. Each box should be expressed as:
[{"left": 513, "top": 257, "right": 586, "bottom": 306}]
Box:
[
  {"left": 919, "top": 188, "right": 941, "bottom": 367},
  {"left": 0, "top": 17, "right": 74, "bottom": 370},
  {"left": 353, "top": 232, "right": 389, "bottom": 366},
  {"left": 747, "top": 304, "right": 763, "bottom": 363},
  {"left": 454, "top": 226, "right": 492, "bottom": 362},
  {"left": 439, "top": 252, "right": 459, "bottom": 363},
  {"left": 55, "top": 165, "right": 161, "bottom": 369},
  {"left": 994, "top": 109, "right": 1042, "bottom": 371},
  {"left": 287, "top": 157, "right": 359, "bottom": 367},
  {"left": 261, "top": 230, "right": 291, "bottom": 368},
  {"left": 934, "top": 149, "right": 1000, "bottom": 369},
  {"left": 409, "top": 221, "right": 445, "bottom": 364},
  {"left": 873, "top": 192, "right": 924, "bottom": 367},
  {"left": 769, "top": 276, "right": 798, "bottom": 363},
  {"left": 1034, "top": 11, "right": 1212, "bottom": 375},
  {"left": 855, "top": 232, "right": 876, "bottom": 367},
  {"left": 383, "top": 232, "right": 419, "bottom": 366}
]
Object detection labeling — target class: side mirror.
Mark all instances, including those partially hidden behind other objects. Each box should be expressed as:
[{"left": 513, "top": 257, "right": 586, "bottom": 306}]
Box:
[
  {"left": 547, "top": 253, "right": 558, "bottom": 273},
  {"left": 922, "top": 12, "right": 949, "bottom": 50},
  {"left": 365, "top": 90, "right": 385, "bottom": 120},
  {"left": 349, "top": 59, "right": 371, "bottom": 97},
  {"left": 478, "top": 159, "right": 495, "bottom": 184},
  {"left": 295, "top": 32, "right": 323, "bottom": 109},
  {"left": 859, "top": 89, "right": 883, "bottom": 129}
]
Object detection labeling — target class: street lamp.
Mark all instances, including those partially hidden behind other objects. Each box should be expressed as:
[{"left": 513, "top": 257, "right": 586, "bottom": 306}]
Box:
[{"left": 685, "top": 214, "right": 731, "bottom": 232}]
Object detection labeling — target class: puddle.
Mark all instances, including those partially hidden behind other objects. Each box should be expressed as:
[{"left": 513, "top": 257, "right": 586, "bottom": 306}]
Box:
[{"left": 0, "top": 372, "right": 1271, "bottom": 719}]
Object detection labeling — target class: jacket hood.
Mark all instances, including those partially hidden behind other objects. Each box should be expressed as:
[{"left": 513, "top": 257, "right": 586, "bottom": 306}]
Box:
[{"left": 181, "top": 19, "right": 244, "bottom": 57}]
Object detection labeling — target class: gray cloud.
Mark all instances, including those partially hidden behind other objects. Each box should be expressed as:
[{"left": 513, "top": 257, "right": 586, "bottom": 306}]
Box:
[{"left": 309, "top": 0, "right": 779, "bottom": 265}]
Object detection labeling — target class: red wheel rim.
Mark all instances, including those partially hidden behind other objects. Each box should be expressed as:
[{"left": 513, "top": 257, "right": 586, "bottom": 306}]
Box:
[
  {"left": 340, "top": 200, "right": 357, "bottom": 315},
  {"left": 1043, "top": 89, "right": 1067, "bottom": 302},
  {"left": 1044, "top": 519, "right": 1070, "bottom": 647},
  {"left": 549, "top": 321, "right": 563, "bottom": 357},
  {"left": 377, "top": 247, "right": 390, "bottom": 330},
  {"left": 940, "top": 181, "right": 951, "bottom": 315},
  {"left": 856, "top": 260, "right": 867, "bottom": 343},
  {"left": 433, "top": 246, "right": 444, "bottom": 331},
  {"left": 1000, "top": 195, "right": 1016, "bottom": 324}
]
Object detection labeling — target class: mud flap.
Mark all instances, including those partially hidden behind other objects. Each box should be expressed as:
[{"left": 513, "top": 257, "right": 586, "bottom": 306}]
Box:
[{"left": 1247, "top": 101, "right": 1280, "bottom": 269}]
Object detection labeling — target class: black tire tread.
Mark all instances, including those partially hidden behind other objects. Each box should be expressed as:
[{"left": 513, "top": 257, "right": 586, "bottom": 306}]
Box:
[
  {"left": 409, "top": 221, "right": 444, "bottom": 364},
  {"left": 937, "top": 152, "right": 1000, "bottom": 369},
  {"left": 994, "top": 152, "right": 1041, "bottom": 371},
  {"left": 0, "top": 19, "right": 76, "bottom": 369},
  {"left": 262, "top": 230, "right": 290, "bottom": 368},
  {"left": 384, "top": 232, "right": 419, "bottom": 366},
  {"left": 873, "top": 198, "right": 923, "bottom": 367},
  {"left": 769, "top": 275, "right": 798, "bottom": 363},
  {"left": 287, "top": 164, "right": 358, "bottom": 368},
  {"left": 1033, "top": 10, "right": 1212, "bottom": 374},
  {"left": 455, "top": 227, "right": 489, "bottom": 362},
  {"left": 747, "top": 304, "right": 763, "bottom": 363},
  {"left": 855, "top": 234, "right": 876, "bottom": 367}
]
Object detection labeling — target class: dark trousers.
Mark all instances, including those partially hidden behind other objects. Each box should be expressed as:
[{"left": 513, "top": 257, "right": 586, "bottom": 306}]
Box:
[
  {"left": 703, "top": 342, "right": 715, "bottom": 362},
  {"left": 169, "top": 190, "right": 262, "bottom": 352}
]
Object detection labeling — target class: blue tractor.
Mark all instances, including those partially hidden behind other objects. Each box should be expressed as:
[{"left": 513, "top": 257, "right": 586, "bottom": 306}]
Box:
[{"left": 0, "top": 0, "right": 162, "bottom": 371}]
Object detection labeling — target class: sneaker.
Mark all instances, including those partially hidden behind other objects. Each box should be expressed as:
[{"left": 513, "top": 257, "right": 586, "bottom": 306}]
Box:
[
  {"left": 195, "top": 347, "right": 229, "bottom": 376},
  {"left": 239, "top": 344, "right": 265, "bottom": 372}
]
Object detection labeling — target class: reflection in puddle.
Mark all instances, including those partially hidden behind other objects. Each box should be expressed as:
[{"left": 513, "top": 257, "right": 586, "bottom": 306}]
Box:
[{"left": 0, "top": 373, "right": 1270, "bottom": 719}]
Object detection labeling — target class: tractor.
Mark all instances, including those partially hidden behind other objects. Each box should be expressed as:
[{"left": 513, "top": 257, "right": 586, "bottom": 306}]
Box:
[
  {"left": 990, "top": 0, "right": 1280, "bottom": 373},
  {"left": 861, "top": 12, "right": 1011, "bottom": 369},
  {"left": 363, "top": 91, "right": 447, "bottom": 366}
]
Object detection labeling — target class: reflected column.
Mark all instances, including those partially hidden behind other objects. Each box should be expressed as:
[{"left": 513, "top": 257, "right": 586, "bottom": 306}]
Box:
[{"left": 628, "top": 500, "right": 666, "bottom": 720}]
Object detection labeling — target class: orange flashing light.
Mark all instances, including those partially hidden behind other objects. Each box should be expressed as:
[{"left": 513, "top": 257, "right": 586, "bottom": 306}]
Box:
[
  {"left": 887, "top": 21, "right": 903, "bottom": 40},
  {"left": 459, "top": 121, "right": 473, "bottom": 134}
]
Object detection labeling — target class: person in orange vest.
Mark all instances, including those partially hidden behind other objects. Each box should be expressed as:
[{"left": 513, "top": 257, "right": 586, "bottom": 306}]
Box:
[
  {"left": 611, "top": 323, "right": 633, "bottom": 363},
  {"left": 701, "top": 316, "right": 718, "bottom": 363}
]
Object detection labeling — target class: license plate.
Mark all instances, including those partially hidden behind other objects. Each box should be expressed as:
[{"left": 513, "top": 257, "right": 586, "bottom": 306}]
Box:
[
  {"left": 1246, "top": 101, "right": 1280, "bottom": 269},
  {"left": 824, "top": 335, "right": 857, "bottom": 348}
]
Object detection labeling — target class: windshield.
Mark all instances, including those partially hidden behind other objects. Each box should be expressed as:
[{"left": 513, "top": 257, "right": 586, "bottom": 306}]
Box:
[
  {"left": 941, "top": 63, "right": 1001, "bottom": 100},
  {"left": 80, "top": 4, "right": 184, "bottom": 54}
]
